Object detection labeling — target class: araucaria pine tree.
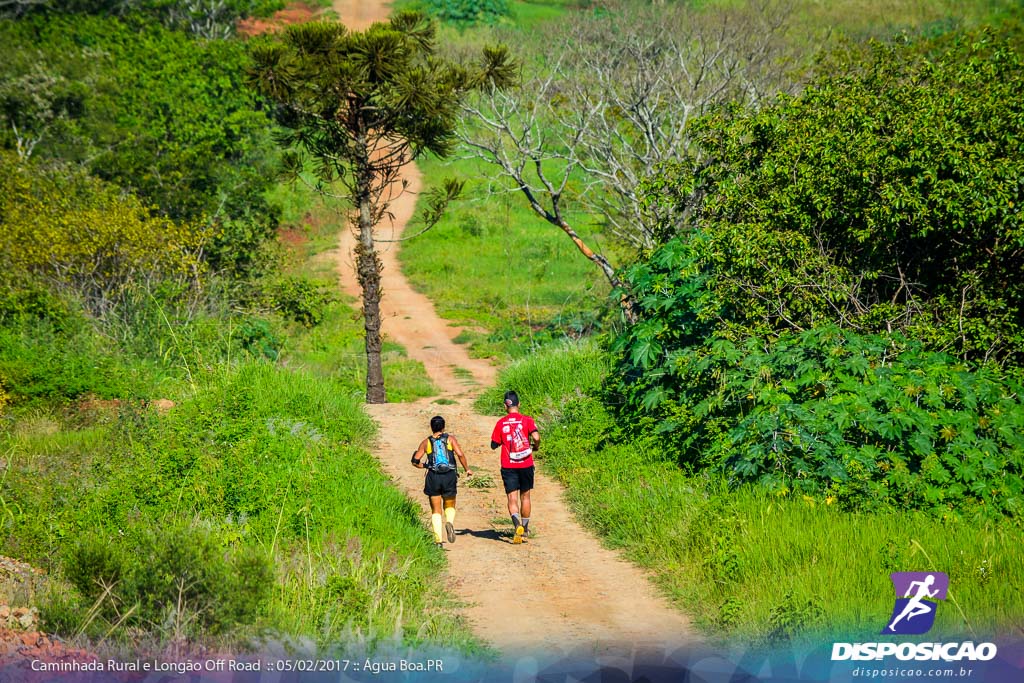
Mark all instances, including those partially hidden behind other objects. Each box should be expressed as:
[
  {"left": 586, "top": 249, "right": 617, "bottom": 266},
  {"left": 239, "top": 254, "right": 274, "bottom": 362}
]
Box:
[{"left": 249, "top": 12, "right": 512, "bottom": 402}]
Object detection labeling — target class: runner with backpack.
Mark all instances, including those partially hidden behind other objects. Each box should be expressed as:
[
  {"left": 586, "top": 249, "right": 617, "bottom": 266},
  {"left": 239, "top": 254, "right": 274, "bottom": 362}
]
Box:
[{"left": 411, "top": 415, "right": 474, "bottom": 548}]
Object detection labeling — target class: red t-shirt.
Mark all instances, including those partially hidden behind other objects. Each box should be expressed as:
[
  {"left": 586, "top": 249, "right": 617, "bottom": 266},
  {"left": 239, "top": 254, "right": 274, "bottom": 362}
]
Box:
[{"left": 491, "top": 413, "right": 538, "bottom": 468}]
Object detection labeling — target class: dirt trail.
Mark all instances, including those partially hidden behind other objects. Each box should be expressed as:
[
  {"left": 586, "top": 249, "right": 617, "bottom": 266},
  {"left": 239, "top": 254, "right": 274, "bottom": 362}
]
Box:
[
  {"left": 333, "top": 172, "right": 697, "bottom": 657},
  {"left": 332, "top": 0, "right": 392, "bottom": 30},
  {"left": 329, "top": 3, "right": 697, "bottom": 658}
]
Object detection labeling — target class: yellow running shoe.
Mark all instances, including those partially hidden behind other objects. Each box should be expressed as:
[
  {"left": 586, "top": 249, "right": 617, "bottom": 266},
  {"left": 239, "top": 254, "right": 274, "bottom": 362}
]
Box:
[{"left": 513, "top": 525, "right": 525, "bottom": 544}]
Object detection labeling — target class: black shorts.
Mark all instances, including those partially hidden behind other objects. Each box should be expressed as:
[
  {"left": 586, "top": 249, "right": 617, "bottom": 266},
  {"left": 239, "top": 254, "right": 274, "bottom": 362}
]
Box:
[
  {"left": 424, "top": 469, "right": 458, "bottom": 498},
  {"left": 500, "top": 466, "right": 534, "bottom": 494}
]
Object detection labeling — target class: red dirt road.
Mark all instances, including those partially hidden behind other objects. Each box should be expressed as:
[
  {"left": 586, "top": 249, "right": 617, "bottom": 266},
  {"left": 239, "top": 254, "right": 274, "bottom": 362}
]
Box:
[{"left": 333, "top": 0, "right": 393, "bottom": 30}]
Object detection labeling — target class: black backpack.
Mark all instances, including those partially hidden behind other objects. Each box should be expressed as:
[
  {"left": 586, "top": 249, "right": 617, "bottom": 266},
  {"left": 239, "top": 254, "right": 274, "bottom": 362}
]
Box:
[{"left": 425, "top": 433, "right": 456, "bottom": 473}]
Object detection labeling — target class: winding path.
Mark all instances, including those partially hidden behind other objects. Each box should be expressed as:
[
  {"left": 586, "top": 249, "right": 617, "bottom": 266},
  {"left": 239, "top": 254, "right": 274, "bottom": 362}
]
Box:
[{"left": 330, "top": 0, "right": 698, "bottom": 658}]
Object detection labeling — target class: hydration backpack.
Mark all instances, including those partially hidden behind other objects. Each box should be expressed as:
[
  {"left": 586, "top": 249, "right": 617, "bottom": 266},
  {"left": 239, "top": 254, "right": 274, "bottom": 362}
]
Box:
[{"left": 426, "top": 433, "right": 456, "bottom": 473}]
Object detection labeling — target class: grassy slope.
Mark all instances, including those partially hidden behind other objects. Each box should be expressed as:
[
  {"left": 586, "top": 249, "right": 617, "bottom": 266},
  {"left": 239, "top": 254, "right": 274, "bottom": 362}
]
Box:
[
  {"left": 0, "top": 174, "right": 463, "bottom": 651},
  {"left": 3, "top": 363, "right": 474, "bottom": 651}
]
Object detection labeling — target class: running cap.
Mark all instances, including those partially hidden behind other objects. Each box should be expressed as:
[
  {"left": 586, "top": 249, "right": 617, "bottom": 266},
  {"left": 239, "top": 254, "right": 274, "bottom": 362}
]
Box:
[{"left": 503, "top": 390, "right": 519, "bottom": 408}]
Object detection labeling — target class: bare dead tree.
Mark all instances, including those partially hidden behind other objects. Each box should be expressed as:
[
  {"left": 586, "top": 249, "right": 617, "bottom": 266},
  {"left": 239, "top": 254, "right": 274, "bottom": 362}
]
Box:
[{"left": 458, "top": 0, "right": 810, "bottom": 316}]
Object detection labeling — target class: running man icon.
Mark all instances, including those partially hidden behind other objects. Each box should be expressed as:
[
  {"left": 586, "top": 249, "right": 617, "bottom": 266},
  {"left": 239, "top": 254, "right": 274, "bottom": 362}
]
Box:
[{"left": 884, "top": 572, "right": 949, "bottom": 635}]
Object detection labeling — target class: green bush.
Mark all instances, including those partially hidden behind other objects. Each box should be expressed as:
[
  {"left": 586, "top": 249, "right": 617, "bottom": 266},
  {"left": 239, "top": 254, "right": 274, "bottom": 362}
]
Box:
[
  {"left": 643, "top": 29, "right": 1024, "bottom": 362},
  {"left": 237, "top": 317, "right": 282, "bottom": 360},
  {"left": 0, "top": 15, "right": 280, "bottom": 278},
  {"left": 0, "top": 153, "right": 209, "bottom": 319},
  {"left": 263, "top": 276, "right": 335, "bottom": 327},
  {"left": 63, "top": 523, "right": 272, "bottom": 637},
  {"left": 0, "top": 277, "right": 75, "bottom": 328},
  {"left": 609, "top": 229, "right": 1024, "bottom": 520},
  {"left": 0, "top": 319, "right": 156, "bottom": 404},
  {"left": 413, "top": 0, "right": 511, "bottom": 26}
]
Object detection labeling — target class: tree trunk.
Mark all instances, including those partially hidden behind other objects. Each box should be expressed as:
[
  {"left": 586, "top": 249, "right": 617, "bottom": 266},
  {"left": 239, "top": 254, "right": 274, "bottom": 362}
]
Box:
[
  {"left": 355, "top": 159, "right": 387, "bottom": 404},
  {"left": 554, "top": 217, "right": 638, "bottom": 325},
  {"left": 517, "top": 185, "right": 639, "bottom": 324}
]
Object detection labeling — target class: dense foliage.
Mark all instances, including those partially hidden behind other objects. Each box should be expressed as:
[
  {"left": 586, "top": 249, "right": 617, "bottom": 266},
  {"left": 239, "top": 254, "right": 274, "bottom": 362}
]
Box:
[
  {"left": 0, "top": 0, "right": 285, "bottom": 37},
  {"left": 408, "top": 0, "right": 511, "bottom": 26},
  {"left": 610, "top": 28, "right": 1024, "bottom": 520},
  {"left": 611, "top": 240, "right": 1024, "bottom": 518},
  {"left": 0, "top": 16, "right": 280, "bottom": 277},
  {"left": 1, "top": 153, "right": 208, "bottom": 318},
  {"left": 643, "top": 29, "right": 1024, "bottom": 363}
]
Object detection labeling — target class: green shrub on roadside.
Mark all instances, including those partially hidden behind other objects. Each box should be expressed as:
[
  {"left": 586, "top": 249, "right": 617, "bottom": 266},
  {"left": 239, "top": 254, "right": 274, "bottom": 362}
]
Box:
[
  {"left": 0, "top": 278, "right": 75, "bottom": 328},
  {"left": 610, "top": 231, "right": 1024, "bottom": 520},
  {"left": 263, "top": 276, "right": 335, "bottom": 327},
  {"left": 0, "top": 320, "right": 157, "bottom": 405},
  {"left": 60, "top": 523, "right": 272, "bottom": 637}
]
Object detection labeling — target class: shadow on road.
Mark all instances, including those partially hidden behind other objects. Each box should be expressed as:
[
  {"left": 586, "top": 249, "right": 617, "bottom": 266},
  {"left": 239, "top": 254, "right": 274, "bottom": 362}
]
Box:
[{"left": 458, "top": 528, "right": 513, "bottom": 544}]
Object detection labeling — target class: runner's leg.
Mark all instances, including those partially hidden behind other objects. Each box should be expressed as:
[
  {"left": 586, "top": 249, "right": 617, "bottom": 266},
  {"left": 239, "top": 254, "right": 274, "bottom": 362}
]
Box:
[
  {"left": 443, "top": 496, "right": 457, "bottom": 543},
  {"left": 507, "top": 489, "right": 526, "bottom": 542},
  {"left": 507, "top": 489, "right": 521, "bottom": 520},
  {"left": 520, "top": 489, "right": 532, "bottom": 538},
  {"left": 429, "top": 495, "right": 444, "bottom": 544}
]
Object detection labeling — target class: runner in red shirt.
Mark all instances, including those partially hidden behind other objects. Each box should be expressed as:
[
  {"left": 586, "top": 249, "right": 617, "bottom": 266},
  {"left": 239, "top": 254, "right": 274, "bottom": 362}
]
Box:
[{"left": 490, "top": 390, "right": 541, "bottom": 544}]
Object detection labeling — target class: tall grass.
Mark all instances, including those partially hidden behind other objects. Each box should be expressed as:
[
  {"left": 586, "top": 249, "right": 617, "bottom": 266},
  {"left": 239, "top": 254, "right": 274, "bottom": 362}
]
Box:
[
  {"left": 474, "top": 339, "right": 609, "bottom": 415},
  {"left": 1, "top": 363, "right": 477, "bottom": 651},
  {"left": 488, "top": 345, "right": 1024, "bottom": 645}
]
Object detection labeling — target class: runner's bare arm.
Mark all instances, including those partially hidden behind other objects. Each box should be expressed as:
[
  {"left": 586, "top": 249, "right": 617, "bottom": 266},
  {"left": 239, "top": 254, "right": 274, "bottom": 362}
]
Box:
[
  {"left": 449, "top": 435, "right": 473, "bottom": 476},
  {"left": 530, "top": 430, "right": 540, "bottom": 450},
  {"left": 411, "top": 439, "right": 428, "bottom": 467}
]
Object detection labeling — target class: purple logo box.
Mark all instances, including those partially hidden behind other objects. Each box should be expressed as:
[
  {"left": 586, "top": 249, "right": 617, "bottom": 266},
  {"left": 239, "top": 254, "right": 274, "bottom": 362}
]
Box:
[
  {"left": 891, "top": 572, "right": 949, "bottom": 601},
  {"left": 883, "top": 571, "right": 950, "bottom": 635}
]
